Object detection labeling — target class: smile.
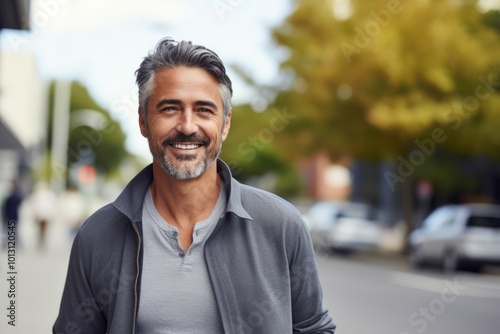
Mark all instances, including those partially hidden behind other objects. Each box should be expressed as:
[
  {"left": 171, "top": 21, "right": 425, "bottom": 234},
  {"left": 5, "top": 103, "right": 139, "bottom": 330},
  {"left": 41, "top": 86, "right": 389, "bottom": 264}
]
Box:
[{"left": 171, "top": 143, "right": 202, "bottom": 150}]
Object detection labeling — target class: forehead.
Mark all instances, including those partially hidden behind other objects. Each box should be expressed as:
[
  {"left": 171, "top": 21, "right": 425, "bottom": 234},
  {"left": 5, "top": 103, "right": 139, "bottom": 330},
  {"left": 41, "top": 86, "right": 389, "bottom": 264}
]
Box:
[{"left": 151, "top": 66, "right": 221, "bottom": 102}]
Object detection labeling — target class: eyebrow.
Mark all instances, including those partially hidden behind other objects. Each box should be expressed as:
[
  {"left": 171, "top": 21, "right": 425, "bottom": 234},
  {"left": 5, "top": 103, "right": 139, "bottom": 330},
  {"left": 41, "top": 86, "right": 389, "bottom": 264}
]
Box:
[{"left": 154, "top": 99, "right": 219, "bottom": 111}]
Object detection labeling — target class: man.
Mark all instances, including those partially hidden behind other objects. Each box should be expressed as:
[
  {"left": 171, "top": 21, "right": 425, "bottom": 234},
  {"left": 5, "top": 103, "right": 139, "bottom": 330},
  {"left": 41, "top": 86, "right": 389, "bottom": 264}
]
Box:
[{"left": 54, "top": 38, "right": 335, "bottom": 334}]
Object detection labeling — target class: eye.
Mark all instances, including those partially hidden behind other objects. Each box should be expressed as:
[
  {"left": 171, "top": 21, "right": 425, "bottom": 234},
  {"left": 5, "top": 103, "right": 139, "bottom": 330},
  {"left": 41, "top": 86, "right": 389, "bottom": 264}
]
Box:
[
  {"left": 160, "top": 106, "right": 178, "bottom": 112},
  {"left": 198, "top": 108, "right": 213, "bottom": 114}
]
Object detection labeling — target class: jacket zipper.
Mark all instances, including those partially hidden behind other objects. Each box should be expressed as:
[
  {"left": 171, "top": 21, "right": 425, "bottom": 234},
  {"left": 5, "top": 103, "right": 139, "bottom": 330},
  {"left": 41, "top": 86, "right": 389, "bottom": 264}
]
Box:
[{"left": 132, "top": 222, "right": 142, "bottom": 334}]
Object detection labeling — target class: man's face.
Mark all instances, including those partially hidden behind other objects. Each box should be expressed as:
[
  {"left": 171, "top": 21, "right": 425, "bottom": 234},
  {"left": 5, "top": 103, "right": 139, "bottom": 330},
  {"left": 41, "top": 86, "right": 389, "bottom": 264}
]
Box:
[{"left": 139, "top": 66, "right": 231, "bottom": 180}]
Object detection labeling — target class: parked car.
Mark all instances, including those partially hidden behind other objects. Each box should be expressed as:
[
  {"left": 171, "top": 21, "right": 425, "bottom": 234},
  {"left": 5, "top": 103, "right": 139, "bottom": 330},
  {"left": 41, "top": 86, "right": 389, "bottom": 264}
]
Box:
[
  {"left": 408, "top": 204, "right": 500, "bottom": 272},
  {"left": 306, "top": 201, "right": 382, "bottom": 254}
]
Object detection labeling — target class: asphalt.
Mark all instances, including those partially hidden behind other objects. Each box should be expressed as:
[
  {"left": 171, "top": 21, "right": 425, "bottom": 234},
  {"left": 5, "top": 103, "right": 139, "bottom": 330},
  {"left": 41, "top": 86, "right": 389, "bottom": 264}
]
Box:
[{"left": 319, "top": 248, "right": 500, "bottom": 276}]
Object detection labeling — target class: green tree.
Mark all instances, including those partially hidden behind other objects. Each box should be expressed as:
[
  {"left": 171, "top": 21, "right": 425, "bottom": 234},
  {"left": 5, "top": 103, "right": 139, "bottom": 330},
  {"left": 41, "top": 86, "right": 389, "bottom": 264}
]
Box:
[
  {"left": 43, "top": 81, "right": 129, "bottom": 183},
  {"left": 220, "top": 103, "right": 304, "bottom": 198}
]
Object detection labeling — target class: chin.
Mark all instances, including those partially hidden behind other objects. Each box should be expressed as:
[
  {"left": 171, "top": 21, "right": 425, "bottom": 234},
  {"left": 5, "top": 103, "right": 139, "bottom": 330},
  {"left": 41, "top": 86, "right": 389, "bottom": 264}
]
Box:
[{"left": 158, "top": 158, "right": 207, "bottom": 180}]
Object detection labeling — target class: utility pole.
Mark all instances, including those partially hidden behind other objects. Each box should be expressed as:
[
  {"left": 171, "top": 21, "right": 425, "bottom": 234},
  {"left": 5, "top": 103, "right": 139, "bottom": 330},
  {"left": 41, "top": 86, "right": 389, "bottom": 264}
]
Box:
[{"left": 50, "top": 80, "right": 71, "bottom": 194}]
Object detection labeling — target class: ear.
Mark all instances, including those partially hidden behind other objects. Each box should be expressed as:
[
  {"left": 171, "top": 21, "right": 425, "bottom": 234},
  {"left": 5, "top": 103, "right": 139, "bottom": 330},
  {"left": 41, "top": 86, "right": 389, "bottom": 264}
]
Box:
[
  {"left": 139, "top": 107, "right": 148, "bottom": 137},
  {"left": 221, "top": 111, "right": 231, "bottom": 141}
]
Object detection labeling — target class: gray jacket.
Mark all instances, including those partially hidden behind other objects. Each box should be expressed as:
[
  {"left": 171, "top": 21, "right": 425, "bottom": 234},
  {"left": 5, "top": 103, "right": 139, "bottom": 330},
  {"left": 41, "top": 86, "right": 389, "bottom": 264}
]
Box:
[{"left": 53, "top": 160, "right": 335, "bottom": 333}]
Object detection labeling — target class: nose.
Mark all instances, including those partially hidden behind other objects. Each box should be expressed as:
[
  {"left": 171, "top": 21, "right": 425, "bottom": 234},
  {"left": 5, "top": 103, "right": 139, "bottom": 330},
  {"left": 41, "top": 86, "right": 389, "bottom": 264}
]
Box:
[{"left": 176, "top": 110, "right": 198, "bottom": 135}]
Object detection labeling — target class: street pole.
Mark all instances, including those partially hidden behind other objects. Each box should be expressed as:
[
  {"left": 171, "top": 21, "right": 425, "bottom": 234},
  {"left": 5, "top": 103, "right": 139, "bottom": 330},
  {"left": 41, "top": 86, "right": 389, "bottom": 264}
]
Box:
[{"left": 50, "top": 80, "right": 71, "bottom": 195}]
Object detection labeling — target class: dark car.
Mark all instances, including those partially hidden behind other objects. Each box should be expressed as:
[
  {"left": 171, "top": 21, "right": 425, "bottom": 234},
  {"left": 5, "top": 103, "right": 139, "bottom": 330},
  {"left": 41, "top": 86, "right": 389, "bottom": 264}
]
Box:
[{"left": 408, "top": 204, "right": 500, "bottom": 272}]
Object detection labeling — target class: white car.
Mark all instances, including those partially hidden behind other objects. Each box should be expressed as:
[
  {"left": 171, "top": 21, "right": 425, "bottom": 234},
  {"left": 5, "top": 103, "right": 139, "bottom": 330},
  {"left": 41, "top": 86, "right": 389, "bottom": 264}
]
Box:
[
  {"left": 408, "top": 204, "right": 500, "bottom": 272},
  {"left": 306, "top": 201, "right": 382, "bottom": 254}
]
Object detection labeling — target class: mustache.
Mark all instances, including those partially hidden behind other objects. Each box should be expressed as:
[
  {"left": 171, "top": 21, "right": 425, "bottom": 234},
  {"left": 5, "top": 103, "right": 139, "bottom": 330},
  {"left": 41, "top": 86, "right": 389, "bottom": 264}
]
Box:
[{"left": 162, "top": 133, "right": 209, "bottom": 147}]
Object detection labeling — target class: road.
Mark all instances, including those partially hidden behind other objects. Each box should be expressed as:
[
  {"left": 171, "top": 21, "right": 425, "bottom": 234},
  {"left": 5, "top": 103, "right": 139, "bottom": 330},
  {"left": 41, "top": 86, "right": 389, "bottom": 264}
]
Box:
[
  {"left": 1, "top": 219, "right": 500, "bottom": 333},
  {"left": 318, "top": 253, "right": 500, "bottom": 334}
]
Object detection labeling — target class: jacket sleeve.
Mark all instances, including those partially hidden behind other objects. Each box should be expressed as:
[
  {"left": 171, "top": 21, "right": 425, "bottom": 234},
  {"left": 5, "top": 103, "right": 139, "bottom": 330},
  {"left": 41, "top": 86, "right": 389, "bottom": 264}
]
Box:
[
  {"left": 53, "top": 232, "right": 107, "bottom": 334},
  {"left": 289, "top": 218, "right": 336, "bottom": 333}
]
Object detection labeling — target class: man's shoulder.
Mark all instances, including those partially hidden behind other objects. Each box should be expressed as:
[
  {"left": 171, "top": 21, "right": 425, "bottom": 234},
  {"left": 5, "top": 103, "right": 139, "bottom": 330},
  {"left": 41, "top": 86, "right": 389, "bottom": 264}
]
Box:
[
  {"left": 78, "top": 203, "right": 129, "bottom": 237},
  {"left": 238, "top": 183, "right": 303, "bottom": 223},
  {"left": 233, "top": 182, "right": 311, "bottom": 253}
]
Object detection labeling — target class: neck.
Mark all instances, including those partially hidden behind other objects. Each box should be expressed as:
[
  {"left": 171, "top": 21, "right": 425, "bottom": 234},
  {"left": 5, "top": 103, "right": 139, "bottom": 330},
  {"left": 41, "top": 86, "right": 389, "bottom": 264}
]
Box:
[{"left": 150, "top": 161, "right": 222, "bottom": 230}]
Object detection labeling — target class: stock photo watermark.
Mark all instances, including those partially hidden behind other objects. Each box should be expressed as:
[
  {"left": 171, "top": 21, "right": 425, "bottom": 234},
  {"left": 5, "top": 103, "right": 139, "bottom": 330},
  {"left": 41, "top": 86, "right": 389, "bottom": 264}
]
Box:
[
  {"left": 340, "top": 0, "right": 405, "bottom": 63},
  {"left": 384, "top": 74, "right": 499, "bottom": 191},
  {"left": 52, "top": 120, "right": 118, "bottom": 180},
  {"left": 56, "top": 268, "right": 135, "bottom": 334},
  {"left": 226, "top": 107, "right": 296, "bottom": 176},
  {"left": 236, "top": 256, "right": 319, "bottom": 333},
  {"left": 110, "top": 86, "right": 139, "bottom": 123},
  {"left": 398, "top": 277, "right": 467, "bottom": 334},
  {"left": 5, "top": 220, "right": 18, "bottom": 327},
  {"left": 213, "top": 0, "right": 245, "bottom": 21},
  {"left": 51, "top": 85, "right": 137, "bottom": 181},
  {"left": 7, "top": 0, "right": 73, "bottom": 51}
]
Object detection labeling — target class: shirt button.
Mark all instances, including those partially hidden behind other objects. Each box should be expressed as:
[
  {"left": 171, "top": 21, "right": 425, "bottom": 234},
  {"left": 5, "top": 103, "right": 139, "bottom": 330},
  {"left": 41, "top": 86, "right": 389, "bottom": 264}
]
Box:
[
  {"left": 178, "top": 252, "right": 185, "bottom": 258},
  {"left": 172, "top": 231, "right": 178, "bottom": 237}
]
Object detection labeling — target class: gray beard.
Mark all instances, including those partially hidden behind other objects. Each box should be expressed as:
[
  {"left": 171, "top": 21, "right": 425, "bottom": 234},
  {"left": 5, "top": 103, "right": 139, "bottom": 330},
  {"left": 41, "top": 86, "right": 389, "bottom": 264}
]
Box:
[
  {"left": 155, "top": 141, "right": 222, "bottom": 180},
  {"left": 147, "top": 117, "right": 227, "bottom": 180}
]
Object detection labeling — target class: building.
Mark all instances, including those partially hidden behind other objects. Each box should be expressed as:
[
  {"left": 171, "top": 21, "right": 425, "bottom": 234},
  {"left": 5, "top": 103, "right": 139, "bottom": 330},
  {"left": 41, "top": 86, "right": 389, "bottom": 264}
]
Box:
[{"left": 0, "top": 0, "right": 44, "bottom": 198}]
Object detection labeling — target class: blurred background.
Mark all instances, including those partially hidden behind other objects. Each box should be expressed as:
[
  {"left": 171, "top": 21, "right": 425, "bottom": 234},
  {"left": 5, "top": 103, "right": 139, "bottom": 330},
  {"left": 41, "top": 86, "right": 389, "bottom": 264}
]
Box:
[{"left": 1, "top": 0, "right": 500, "bottom": 333}]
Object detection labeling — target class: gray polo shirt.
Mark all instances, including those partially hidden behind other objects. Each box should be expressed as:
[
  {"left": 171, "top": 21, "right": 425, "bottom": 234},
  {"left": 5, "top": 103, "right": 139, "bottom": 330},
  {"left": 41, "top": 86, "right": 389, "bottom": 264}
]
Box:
[{"left": 137, "top": 186, "right": 227, "bottom": 333}]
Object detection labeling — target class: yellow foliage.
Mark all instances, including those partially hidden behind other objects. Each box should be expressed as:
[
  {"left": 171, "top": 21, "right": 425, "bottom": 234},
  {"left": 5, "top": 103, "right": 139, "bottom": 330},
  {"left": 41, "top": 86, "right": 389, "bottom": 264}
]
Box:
[{"left": 270, "top": 0, "right": 500, "bottom": 159}]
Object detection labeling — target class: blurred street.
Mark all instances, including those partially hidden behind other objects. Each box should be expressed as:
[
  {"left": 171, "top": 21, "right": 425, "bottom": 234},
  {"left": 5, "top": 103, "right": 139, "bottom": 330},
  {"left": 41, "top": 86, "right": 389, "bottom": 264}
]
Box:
[
  {"left": 2, "top": 0, "right": 500, "bottom": 333},
  {"left": 318, "top": 252, "right": 500, "bottom": 334},
  {"left": 1, "top": 213, "right": 500, "bottom": 334}
]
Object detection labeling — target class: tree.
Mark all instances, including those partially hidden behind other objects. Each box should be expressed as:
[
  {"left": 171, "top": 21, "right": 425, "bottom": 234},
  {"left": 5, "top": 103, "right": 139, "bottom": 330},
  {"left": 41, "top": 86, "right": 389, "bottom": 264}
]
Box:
[
  {"left": 272, "top": 0, "right": 500, "bottom": 161},
  {"left": 220, "top": 103, "right": 305, "bottom": 198},
  {"left": 42, "top": 81, "right": 129, "bottom": 183},
  {"left": 268, "top": 0, "right": 500, "bottom": 236}
]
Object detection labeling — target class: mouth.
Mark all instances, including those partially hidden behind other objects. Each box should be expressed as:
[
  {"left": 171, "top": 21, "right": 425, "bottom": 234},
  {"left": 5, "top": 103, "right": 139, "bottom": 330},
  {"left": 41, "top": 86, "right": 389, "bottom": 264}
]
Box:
[
  {"left": 170, "top": 143, "right": 203, "bottom": 150},
  {"left": 162, "top": 134, "right": 209, "bottom": 155}
]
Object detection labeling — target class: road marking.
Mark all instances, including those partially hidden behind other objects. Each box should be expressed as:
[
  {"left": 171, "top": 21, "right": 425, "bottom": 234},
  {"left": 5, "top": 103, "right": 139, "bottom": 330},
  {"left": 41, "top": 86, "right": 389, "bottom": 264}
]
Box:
[{"left": 388, "top": 271, "right": 500, "bottom": 299}]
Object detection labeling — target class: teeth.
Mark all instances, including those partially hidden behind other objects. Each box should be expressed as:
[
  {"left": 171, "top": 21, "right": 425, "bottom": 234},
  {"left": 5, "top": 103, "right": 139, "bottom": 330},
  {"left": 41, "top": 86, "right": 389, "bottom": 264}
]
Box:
[{"left": 172, "top": 144, "right": 200, "bottom": 150}]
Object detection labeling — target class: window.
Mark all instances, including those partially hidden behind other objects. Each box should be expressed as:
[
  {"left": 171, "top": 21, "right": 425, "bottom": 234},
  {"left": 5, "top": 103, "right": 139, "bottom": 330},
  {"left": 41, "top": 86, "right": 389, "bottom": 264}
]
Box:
[
  {"left": 467, "top": 216, "right": 500, "bottom": 229},
  {"left": 422, "top": 207, "right": 457, "bottom": 231}
]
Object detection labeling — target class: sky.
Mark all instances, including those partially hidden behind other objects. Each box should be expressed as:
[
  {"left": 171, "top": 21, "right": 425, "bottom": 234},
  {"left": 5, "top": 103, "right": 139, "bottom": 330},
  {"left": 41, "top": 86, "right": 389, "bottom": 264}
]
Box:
[{"left": 0, "top": 0, "right": 292, "bottom": 161}]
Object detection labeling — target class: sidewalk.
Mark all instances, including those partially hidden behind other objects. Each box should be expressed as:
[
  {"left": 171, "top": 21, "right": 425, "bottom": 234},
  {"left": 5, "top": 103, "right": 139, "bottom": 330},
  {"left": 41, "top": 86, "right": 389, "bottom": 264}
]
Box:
[{"left": 0, "top": 213, "right": 74, "bottom": 334}]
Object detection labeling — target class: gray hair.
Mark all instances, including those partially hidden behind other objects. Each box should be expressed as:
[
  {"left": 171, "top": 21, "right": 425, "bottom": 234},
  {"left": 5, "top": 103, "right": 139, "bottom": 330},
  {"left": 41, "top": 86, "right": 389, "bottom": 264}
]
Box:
[{"left": 135, "top": 37, "right": 233, "bottom": 119}]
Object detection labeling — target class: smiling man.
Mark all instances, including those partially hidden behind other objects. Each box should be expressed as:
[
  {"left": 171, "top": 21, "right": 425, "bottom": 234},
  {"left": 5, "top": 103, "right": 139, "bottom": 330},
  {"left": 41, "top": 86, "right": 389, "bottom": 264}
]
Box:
[{"left": 54, "top": 38, "right": 335, "bottom": 334}]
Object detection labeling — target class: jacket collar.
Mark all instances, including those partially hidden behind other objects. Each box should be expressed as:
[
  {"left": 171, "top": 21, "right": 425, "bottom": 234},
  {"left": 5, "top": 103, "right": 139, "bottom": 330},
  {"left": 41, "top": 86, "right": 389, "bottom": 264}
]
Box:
[
  {"left": 217, "top": 159, "right": 253, "bottom": 221},
  {"left": 112, "top": 159, "right": 252, "bottom": 223}
]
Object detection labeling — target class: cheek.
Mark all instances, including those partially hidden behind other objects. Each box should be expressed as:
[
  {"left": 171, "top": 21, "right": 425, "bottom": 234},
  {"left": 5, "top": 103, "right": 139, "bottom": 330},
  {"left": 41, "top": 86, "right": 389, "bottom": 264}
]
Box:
[{"left": 146, "top": 119, "right": 169, "bottom": 137}]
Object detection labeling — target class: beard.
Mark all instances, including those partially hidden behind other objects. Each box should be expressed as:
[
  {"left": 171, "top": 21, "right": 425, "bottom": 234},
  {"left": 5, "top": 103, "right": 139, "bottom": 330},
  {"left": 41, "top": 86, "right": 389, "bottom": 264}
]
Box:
[{"left": 149, "top": 132, "right": 222, "bottom": 180}]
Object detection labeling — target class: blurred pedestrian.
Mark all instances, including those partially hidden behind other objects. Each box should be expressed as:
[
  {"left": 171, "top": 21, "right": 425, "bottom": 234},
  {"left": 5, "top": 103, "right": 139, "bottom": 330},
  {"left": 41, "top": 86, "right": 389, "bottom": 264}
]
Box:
[
  {"left": 29, "top": 182, "right": 56, "bottom": 250},
  {"left": 1, "top": 181, "right": 23, "bottom": 248},
  {"left": 58, "top": 187, "right": 86, "bottom": 237},
  {"left": 54, "top": 38, "right": 336, "bottom": 333}
]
